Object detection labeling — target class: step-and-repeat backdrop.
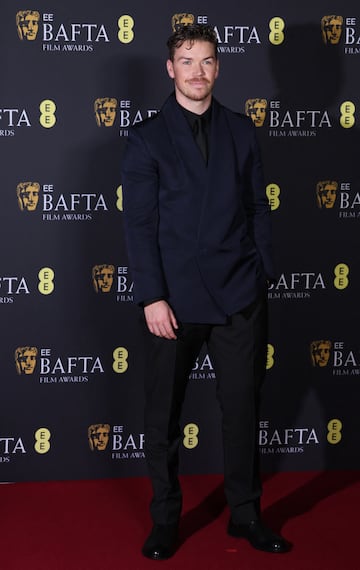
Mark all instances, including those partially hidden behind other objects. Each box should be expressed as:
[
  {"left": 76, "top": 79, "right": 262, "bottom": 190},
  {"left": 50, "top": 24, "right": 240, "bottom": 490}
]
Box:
[{"left": 1, "top": 1, "right": 359, "bottom": 482}]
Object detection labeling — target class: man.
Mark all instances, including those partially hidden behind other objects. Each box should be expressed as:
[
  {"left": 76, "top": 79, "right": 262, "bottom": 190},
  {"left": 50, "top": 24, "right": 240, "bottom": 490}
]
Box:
[{"left": 122, "top": 24, "right": 289, "bottom": 560}]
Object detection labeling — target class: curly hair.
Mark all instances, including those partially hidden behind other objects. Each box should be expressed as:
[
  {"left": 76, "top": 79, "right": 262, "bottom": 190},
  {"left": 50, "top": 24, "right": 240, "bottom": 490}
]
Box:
[{"left": 167, "top": 24, "right": 218, "bottom": 61}]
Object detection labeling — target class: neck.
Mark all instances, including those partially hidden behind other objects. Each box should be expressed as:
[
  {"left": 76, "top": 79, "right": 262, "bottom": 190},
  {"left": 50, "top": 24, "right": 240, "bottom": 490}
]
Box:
[{"left": 175, "top": 92, "right": 212, "bottom": 115}]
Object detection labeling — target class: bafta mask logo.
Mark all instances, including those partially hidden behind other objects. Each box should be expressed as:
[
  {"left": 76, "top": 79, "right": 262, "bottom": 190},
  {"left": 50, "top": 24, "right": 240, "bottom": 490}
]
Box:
[
  {"left": 16, "top": 10, "right": 40, "bottom": 41},
  {"left": 171, "top": 13, "right": 195, "bottom": 32},
  {"left": 245, "top": 99, "right": 267, "bottom": 127},
  {"left": 310, "top": 340, "right": 332, "bottom": 368},
  {"left": 94, "top": 98, "right": 118, "bottom": 127},
  {"left": 15, "top": 346, "right": 38, "bottom": 375},
  {"left": 316, "top": 180, "right": 338, "bottom": 209},
  {"left": 17, "top": 181, "right": 40, "bottom": 212},
  {"left": 92, "top": 264, "right": 115, "bottom": 293},
  {"left": 88, "top": 424, "right": 110, "bottom": 451},
  {"left": 321, "top": 15, "right": 343, "bottom": 45}
]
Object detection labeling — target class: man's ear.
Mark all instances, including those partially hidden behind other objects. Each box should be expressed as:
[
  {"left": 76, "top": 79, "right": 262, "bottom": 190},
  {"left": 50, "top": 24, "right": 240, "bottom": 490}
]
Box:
[{"left": 166, "top": 59, "right": 175, "bottom": 79}]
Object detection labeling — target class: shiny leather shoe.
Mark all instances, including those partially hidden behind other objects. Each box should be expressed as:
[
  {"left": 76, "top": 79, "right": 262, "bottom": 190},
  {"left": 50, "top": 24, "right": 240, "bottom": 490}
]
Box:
[
  {"left": 227, "top": 519, "right": 290, "bottom": 553},
  {"left": 142, "top": 524, "right": 178, "bottom": 560}
]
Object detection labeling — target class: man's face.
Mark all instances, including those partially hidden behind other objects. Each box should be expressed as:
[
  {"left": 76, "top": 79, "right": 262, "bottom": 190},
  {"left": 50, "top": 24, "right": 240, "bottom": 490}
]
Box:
[
  {"left": 96, "top": 268, "right": 114, "bottom": 292},
  {"left": 318, "top": 183, "right": 337, "bottom": 208},
  {"left": 250, "top": 102, "right": 267, "bottom": 127},
  {"left": 92, "top": 427, "right": 109, "bottom": 450},
  {"left": 21, "top": 14, "right": 39, "bottom": 40},
  {"left": 166, "top": 40, "right": 219, "bottom": 110},
  {"left": 313, "top": 343, "right": 331, "bottom": 367},
  {"left": 20, "top": 184, "right": 39, "bottom": 211},
  {"left": 99, "top": 101, "right": 116, "bottom": 126},
  {"left": 17, "top": 349, "right": 37, "bottom": 374},
  {"left": 324, "top": 18, "right": 342, "bottom": 44}
]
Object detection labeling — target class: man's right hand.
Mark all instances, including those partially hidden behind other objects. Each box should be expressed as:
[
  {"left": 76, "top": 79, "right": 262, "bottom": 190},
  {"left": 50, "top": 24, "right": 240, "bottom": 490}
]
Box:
[{"left": 144, "top": 300, "right": 178, "bottom": 340}]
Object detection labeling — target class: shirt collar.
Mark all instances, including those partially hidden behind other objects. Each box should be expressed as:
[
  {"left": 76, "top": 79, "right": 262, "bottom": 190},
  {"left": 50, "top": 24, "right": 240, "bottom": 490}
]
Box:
[{"left": 177, "top": 100, "right": 213, "bottom": 129}]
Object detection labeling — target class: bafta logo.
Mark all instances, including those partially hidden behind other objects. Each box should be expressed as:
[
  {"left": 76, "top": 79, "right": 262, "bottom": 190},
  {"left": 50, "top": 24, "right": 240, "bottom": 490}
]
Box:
[
  {"left": 94, "top": 98, "right": 118, "bottom": 127},
  {"left": 245, "top": 99, "right": 267, "bottom": 127},
  {"left": 15, "top": 346, "right": 38, "bottom": 375},
  {"left": 17, "top": 181, "right": 40, "bottom": 212},
  {"left": 321, "top": 15, "right": 343, "bottom": 45},
  {"left": 88, "top": 424, "right": 110, "bottom": 451},
  {"left": 16, "top": 10, "right": 40, "bottom": 41},
  {"left": 171, "top": 13, "right": 195, "bottom": 32},
  {"left": 316, "top": 181, "right": 338, "bottom": 209},
  {"left": 92, "top": 264, "right": 115, "bottom": 293},
  {"left": 310, "top": 340, "right": 332, "bottom": 368}
]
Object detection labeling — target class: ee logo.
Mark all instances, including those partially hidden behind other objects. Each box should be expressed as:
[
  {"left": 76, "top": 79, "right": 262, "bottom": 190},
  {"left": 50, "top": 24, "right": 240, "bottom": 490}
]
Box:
[
  {"left": 340, "top": 101, "right": 355, "bottom": 128},
  {"left": 113, "top": 346, "right": 129, "bottom": 373},
  {"left": 183, "top": 423, "right": 199, "bottom": 449},
  {"left": 266, "top": 344, "right": 275, "bottom": 370},
  {"left": 269, "top": 17, "right": 285, "bottom": 45},
  {"left": 118, "top": 15, "right": 134, "bottom": 44},
  {"left": 116, "top": 185, "right": 123, "bottom": 211},
  {"left": 39, "top": 99, "right": 56, "bottom": 128},
  {"left": 327, "top": 419, "right": 342, "bottom": 444},
  {"left": 266, "top": 183, "right": 280, "bottom": 211},
  {"left": 34, "top": 428, "right": 51, "bottom": 454},
  {"left": 38, "top": 267, "right": 55, "bottom": 295},
  {"left": 334, "top": 263, "right": 349, "bottom": 290}
]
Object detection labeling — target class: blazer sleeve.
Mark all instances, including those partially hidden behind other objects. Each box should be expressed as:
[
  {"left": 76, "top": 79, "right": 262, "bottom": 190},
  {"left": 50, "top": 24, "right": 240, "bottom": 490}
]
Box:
[
  {"left": 244, "top": 122, "right": 276, "bottom": 282},
  {"left": 121, "top": 126, "right": 168, "bottom": 304}
]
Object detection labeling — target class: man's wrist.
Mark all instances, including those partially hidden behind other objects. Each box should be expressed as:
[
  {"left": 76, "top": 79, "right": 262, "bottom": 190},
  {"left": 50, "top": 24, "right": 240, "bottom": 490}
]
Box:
[{"left": 142, "top": 297, "right": 165, "bottom": 307}]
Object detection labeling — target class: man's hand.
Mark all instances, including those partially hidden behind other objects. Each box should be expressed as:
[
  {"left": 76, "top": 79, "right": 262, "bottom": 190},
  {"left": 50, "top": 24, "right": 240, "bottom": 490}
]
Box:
[{"left": 144, "top": 300, "right": 178, "bottom": 340}]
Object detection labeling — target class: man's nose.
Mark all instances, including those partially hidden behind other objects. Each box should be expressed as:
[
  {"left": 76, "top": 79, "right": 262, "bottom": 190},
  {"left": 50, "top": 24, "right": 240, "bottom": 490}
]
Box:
[{"left": 194, "top": 64, "right": 205, "bottom": 76}]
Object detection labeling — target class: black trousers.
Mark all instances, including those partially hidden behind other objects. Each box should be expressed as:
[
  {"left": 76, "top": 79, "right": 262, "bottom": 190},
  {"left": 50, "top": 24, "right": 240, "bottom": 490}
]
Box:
[{"left": 142, "top": 293, "right": 268, "bottom": 526}]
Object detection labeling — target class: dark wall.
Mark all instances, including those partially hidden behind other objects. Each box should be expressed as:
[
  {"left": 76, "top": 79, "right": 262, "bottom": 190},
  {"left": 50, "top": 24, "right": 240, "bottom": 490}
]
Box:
[{"left": 1, "top": 1, "right": 359, "bottom": 481}]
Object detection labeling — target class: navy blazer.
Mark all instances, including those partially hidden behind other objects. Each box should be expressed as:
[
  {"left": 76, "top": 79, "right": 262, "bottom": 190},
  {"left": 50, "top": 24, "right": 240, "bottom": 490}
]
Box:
[{"left": 122, "top": 93, "right": 274, "bottom": 324}]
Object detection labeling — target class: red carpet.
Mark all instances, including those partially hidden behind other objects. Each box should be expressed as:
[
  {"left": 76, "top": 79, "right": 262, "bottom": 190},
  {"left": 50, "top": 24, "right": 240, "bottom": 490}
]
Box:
[{"left": 1, "top": 471, "right": 359, "bottom": 570}]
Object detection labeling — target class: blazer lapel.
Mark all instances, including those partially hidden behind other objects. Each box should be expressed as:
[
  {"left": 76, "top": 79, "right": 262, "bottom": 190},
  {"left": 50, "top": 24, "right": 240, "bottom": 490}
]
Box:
[
  {"left": 208, "top": 98, "right": 238, "bottom": 180},
  {"left": 160, "top": 95, "right": 238, "bottom": 236},
  {"left": 161, "top": 93, "right": 208, "bottom": 177}
]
